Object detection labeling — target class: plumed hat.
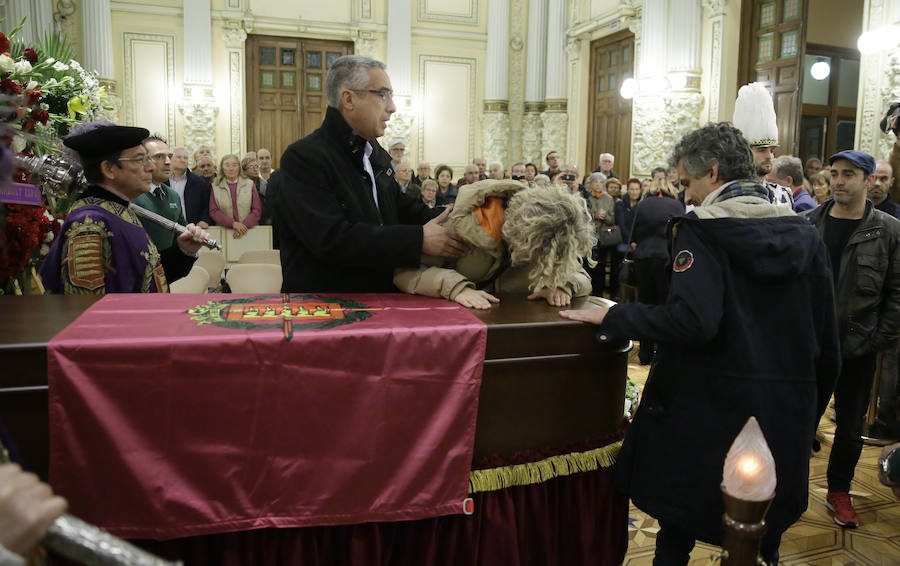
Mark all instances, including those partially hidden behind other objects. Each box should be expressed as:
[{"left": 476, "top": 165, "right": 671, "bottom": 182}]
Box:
[{"left": 732, "top": 82, "right": 778, "bottom": 147}]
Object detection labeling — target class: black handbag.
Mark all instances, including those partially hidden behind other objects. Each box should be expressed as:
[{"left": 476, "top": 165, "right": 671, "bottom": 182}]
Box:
[{"left": 597, "top": 225, "right": 621, "bottom": 247}]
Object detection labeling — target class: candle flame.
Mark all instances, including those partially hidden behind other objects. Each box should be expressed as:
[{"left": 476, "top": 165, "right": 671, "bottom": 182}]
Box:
[{"left": 722, "top": 417, "right": 777, "bottom": 500}]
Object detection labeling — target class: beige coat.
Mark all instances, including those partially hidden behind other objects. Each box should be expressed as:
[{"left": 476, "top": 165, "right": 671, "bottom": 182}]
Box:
[
  {"left": 394, "top": 180, "right": 592, "bottom": 300},
  {"left": 212, "top": 176, "right": 255, "bottom": 222}
]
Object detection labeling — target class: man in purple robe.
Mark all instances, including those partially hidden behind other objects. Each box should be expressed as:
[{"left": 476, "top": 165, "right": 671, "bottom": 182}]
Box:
[{"left": 41, "top": 124, "right": 209, "bottom": 294}]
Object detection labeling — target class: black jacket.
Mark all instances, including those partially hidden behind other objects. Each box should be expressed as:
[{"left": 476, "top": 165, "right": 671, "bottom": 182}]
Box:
[
  {"left": 181, "top": 170, "right": 212, "bottom": 226},
  {"left": 875, "top": 194, "right": 900, "bottom": 220},
  {"left": 804, "top": 200, "right": 900, "bottom": 358},
  {"left": 276, "top": 107, "right": 441, "bottom": 293},
  {"left": 601, "top": 213, "right": 840, "bottom": 545},
  {"left": 630, "top": 194, "right": 685, "bottom": 260}
]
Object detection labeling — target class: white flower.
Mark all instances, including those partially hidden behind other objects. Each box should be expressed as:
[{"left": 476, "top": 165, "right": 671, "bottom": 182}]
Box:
[
  {"left": 43, "top": 230, "right": 55, "bottom": 243},
  {"left": 13, "top": 59, "right": 32, "bottom": 74},
  {"left": 40, "top": 244, "right": 50, "bottom": 257},
  {"left": 0, "top": 54, "right": 15, "bottom": 73},
  {"left": 45, "top": 57, "right": 55, "bottom": 64},
  {"left": 25, "top": 80, "right": 38, "bottom": 90},
  {"left": 69, "top": 59, "right": 83, "bottom": 71},
  {"left": 11, "top": 135, "right": 26, "bottom": 153},
  {"left": 52, "top": 61, "right": 70, "bottom": 72}
]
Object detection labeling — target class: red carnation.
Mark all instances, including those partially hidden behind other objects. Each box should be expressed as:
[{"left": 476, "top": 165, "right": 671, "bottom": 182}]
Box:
[
  {"left": 23, "top": 47, "right": 37, "bottom": 64},
  {"left": 30, "top": 108, "right": 49, "bottom": 125},
  {"left": 0, "top": 33, "right": 9, "bottom": 55},
  {"left": 25, "top": 89, "right": 41, "bottom": 106},
  {"left": 0, "top": 78, "right": 21, "bottom": 95}
]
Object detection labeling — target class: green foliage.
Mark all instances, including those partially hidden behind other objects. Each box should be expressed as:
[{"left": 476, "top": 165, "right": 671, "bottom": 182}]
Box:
[{"left": 37, "top": 30, "right": 77, "bottom": 64}]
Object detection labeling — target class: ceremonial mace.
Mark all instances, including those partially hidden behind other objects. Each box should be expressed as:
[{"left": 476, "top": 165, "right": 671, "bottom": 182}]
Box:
[{"left": 15, "top": 153, "right": 222, "bottom": 250}]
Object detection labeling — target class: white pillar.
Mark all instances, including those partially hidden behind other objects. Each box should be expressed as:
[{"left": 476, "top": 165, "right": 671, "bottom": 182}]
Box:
[
  {"left": 541, "top": 0, "right": 567, "bottom": 162},
  {"left": 5, "top": 0, "right": 53, "bottom": 46},
  {"left": 638, "top": 0, "right": 667, "bottom": 80},
  {"left": 857, "top": 0, "right": 900, "bottom": 160},
  {"left": 81, "top": 0, "right": 114, "bottom": 80},
  {"left": 482, "top": 0, "right": 510, "bottom": 166},
  {"left": 703, "top": 0, "right": 728, "bottom": 122},
  {"left": 668, "top": 0, "right": 702, "bottom": 76},
  {"left": 523, "top": 0, "right": 548, "bottom": 165},
  {"left": 382, "top": 0, "right": 414, "bottom": 152},
  {"left": 180, "top": 0, "right": 217, "bottom": 156},
  {"left": 223, "top": 25, "right": 248, "bottom": 156}
]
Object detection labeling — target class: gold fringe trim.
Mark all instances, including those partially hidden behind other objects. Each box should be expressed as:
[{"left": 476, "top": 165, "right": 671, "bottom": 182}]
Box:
[{"left": 468, "top": 440, "right": 623, "bottom": 494}]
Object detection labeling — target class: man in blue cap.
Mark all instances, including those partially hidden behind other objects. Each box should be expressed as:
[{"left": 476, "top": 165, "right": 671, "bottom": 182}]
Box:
[{"left": 805, "top": 149, "right": 900, "bottom": 528}]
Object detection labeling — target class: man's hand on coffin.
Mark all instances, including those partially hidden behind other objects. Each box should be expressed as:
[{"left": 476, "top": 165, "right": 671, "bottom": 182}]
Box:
[
  {"left": 422, "top": 207, "right": 470, "bottom": 258},
  {"left": 455, "top": 288, "right": 500, "bottom": 309},
  {"left": 559, "top": 304, "right": 609, "bottom": 325}
]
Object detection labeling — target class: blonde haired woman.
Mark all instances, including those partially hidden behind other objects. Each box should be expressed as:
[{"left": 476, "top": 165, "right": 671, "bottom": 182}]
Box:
[
  {"left": 209, "top": 153, "right": 262, "bottom": 238},
  {"left": 394, "top": 180, "right": 596, "bottom": 309}
]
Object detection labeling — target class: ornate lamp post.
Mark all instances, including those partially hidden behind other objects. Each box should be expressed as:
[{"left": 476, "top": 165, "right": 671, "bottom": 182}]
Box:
[{"left": 720, "top": 417, "right": 777, "bottom": 566}]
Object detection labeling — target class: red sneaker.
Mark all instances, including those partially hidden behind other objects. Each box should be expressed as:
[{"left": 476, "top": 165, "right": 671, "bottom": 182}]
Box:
[{"left": 825, "top": 491, "right": 859, "bottom": 528}]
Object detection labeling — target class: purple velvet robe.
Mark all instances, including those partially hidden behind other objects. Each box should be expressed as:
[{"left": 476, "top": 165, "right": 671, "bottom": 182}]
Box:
[{"left": 41, "top": 185, "right": 169, "bottom": 294}]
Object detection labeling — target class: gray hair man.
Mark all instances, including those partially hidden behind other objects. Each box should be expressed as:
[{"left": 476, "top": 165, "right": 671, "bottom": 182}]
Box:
[
  {"left": 275, "top": 55, "right": 468, "bottom": 293},
  {"left": 456, "top": 163, "right": 479, "bottom": 188},
  {"left": 593, "top": 152, "right": 617, "bottom": 179},
  {"left": 488, "top": 161, "right": 505, "bottom": 180},
  {"left": 769, "top": 155, "right": 815, "bottom": 212},
  {"left": 561, "top": 122, "right": 839, "bottom": 564},
  {"left": 257, "top": 148, "right": 275, "bottom": 181}
]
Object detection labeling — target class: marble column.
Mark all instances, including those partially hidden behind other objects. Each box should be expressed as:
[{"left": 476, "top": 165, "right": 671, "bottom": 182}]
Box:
[
  {"left": 702, "top": 0, "right": 728, "bottom": 122},
  {"left": 223, "top": 24, "right": 248, "bottom": 155},
  {"left": 630, "top": 0, "right": 670, "bottom": 176},
  {"left": 662, "top": 0, "right": 703, "bottom": 157},
  {"left": 857, "top": 0, "right": 900, "bottom": 160},
  {"left": 81, "top": 0, "right": 118, "bottom": 121},
  {"left": 383, "top": 0, "right": 414, "bottom": 150},
  {"left": 523, "top": 0, "right": 548, "bottom": 166},
  {"left": 483, "top": 0, "right": 510, "bottom": 166},
  {"left": 541, "top": 0, "right": 567, "bottom": 163},
  {"left": 180, "top": 0, "right": 218, "bottom": 155},
  {"left": 4, "top": 0, "right": 53, "bottom": 46}
]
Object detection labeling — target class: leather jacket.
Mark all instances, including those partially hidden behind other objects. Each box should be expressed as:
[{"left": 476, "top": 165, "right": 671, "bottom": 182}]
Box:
[{"left": 805, "top": 200, "right": 900, "bottom": 358}]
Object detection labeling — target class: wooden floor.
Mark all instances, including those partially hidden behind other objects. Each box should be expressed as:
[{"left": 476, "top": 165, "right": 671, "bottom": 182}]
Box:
[{"left": 622, "top": 345, "right": 900, "bottom": 566}]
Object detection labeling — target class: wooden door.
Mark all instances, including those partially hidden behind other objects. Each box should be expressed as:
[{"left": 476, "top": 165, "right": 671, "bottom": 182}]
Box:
[
  {"left": 246, "top": 36, "right": 353, "bottom": 167},
  {"left": 738, "top": 0, "right": 808, "bottom": 156},
  {"left": 799, "top": 44, "right": 859, "bottom": 161},
  {"left": 586, "top": 31, "right": 634, "bottom": 178}
]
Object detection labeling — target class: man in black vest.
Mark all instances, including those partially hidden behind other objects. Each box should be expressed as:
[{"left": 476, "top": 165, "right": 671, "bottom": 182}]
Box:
[{"left": 276, "top": 55, "right": 468, "bottom": 293}]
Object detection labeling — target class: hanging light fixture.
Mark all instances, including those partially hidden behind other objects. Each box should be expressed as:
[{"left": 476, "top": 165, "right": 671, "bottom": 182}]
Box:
[{"left": 810, "top": 58, "right": 831, "bottom": 81}]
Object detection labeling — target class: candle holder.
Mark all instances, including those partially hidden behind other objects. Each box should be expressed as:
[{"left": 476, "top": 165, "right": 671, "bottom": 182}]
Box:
[{"left": 720, "top": 487, "right": 774, "bottom": 566}]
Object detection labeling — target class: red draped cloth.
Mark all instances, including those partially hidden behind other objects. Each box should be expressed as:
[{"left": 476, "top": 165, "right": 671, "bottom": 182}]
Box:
[{"left": 47, "top": 293, "right": 486, "bottom": 539}]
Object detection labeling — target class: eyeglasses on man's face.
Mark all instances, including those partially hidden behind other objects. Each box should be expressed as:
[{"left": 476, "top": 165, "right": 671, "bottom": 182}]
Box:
[
  {"left": 118, "top": 154, "right": 152, "bottom": 166},
  {"left": 352, "top": 88, "right": 393, "bottom": 103}
]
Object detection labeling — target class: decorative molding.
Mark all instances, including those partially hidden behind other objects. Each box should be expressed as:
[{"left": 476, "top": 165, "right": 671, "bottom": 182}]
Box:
[
  {"left": 411, "top": 27, "right": 487, "bottom": 42},
  {"left": 353, "top": 35, "right": 377, "bottom": 58},
  {"left": 707, "top": 17, "right": 723, "bottom": 122},
  {"left": 110, "top": 1, "right": 183, "bottom": 16},
  {"left": 540, "top": 108, "right": 568, "bottom": 165},
  {"left": 222, "top": 24, "right": 246, "bottom": 155},
  {"left": 361, "top": 0, "right": 372, "bottom": 20},
  {"left": 522, "top": 111, "right": 543, "bottom": 165},
  {"left": 382, "top": 110, "right": 414, "bottom": 150},
  {"left": 701, "top": 0, "right": 727, "bottom": 17},
  {"left": 222, "top": 25, "right": 247, "bottom": 49},
  {"left": 484, "top": 100, "right": 509, "bottom": 112},
  {"left": 524, "top": 101, "right": 545, "bottom": 113},
  {"left": 418, "top": 0, "right": 479, "bottom": 25},
  {"left": 509, "top": 0, "right": 526, "bottom": 161},
  {"left": 123, "top": 32, "right": 176, "bottom": 139},
  {"left": 178, "top": 88, "right": 218, "bottom": 158},
  {"left": 566, "top": 4, "right": 637, "bottom": 37},
  {"left": 481, "top": 111, "right": 510, "bottom": 166},
  {"left": 544, "top": 99, "right": 567, "bottom": 112},
  {"left": 878, "top": 46, "right": 900, "bottom": 159},
  {"left": 56, "top": 0, "right": 81, "bottom": 54},
  {"left": 858, "top": 0, "right": 888, "bottom": 156},
  {"left": 631, "top": 91, "right": 703, "bottom": 175},
  {"left": 227, "top": 0, "right": 240, "bottom": 8},
  {"left": 417, "top": 54, "right": 477, "bottom": 166},
  {"left": 566, "top": 36, "right": 582, "bottom": 165}
]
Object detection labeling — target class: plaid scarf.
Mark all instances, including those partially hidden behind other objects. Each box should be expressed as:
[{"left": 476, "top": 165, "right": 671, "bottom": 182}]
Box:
[{"left": 709, "top": 180, "right": 771, "bottom": 204}]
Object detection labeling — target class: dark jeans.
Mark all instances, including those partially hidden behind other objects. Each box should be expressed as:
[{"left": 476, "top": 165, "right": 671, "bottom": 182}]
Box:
[
  {"left": 827, "top": 352, "right": 878, "bottom": 492},
  {"left": 634, "top": 258, "right": 670, "bottom": 364},
  {"left": 591, "top": 245, "right": 622, "bottom": 297},
  {"left": 654, "top": 521, "right": 781, "bottom": 566}
]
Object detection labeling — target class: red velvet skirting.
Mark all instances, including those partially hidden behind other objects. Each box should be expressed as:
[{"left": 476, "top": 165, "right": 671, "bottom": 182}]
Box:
[{"left": 137, "top": 465, "right": 627, "bottom": 566}]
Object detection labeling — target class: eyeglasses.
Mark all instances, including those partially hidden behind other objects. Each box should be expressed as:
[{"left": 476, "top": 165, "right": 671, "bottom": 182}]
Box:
[
  {"left": 352, "top": 88, "right": 394, "bottom": 103},
  {"left": 118, "top": 154, "right": 152, "bottom": 165},
  {"left": 244, "top": 164, "right": 259, "bottom": 170}
]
